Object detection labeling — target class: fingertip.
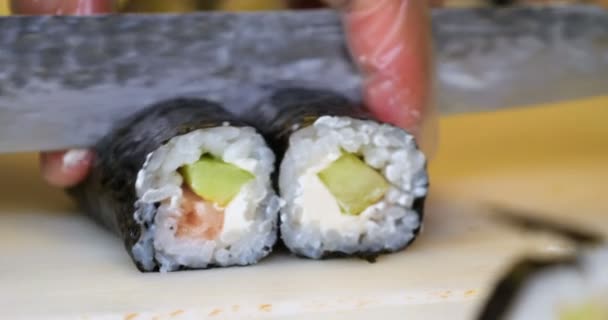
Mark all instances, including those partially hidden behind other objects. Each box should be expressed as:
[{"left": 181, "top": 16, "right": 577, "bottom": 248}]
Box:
[
  {"left": 40, "top": 149, "right": 94, "bottom": 188},
  {"left": 342, "top": 0, "right": 432, "bottom": 136},
  {"left": 11, "top": 0, "right": 116, "bottom": 15},
  {"left": 365, "top": 76, "right": 422, "bottom": 133}
]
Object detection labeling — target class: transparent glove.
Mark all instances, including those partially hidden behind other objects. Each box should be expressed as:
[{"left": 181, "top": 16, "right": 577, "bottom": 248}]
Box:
[{"left": 325, "top": 0, "right": 438, "bottom": 156}]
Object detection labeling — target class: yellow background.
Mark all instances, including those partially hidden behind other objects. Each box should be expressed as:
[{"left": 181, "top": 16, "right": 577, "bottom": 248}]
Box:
[{"left": 0, "top": 0, "right": 8, "bottom": 14}]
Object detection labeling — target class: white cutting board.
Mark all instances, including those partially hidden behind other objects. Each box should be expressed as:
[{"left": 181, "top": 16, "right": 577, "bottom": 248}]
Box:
[{"left": 1, "top": 97, "right": 607, "bottom": 320}]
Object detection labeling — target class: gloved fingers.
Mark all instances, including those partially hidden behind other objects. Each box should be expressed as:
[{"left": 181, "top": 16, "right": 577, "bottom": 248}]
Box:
[
  {"left": 11, "top": 0, "right": 117, "bottom": 15},
  {"left": 331, "top": 0, "right": 438, "bottom": 155}
]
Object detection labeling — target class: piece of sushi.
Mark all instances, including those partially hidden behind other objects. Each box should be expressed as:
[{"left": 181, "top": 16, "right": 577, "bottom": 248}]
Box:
[
  {"left": 254, "top": 88, "right": 428, "bottom": 259},
  {"left": 477, "top": 246, "right": 608, "bottom": 320},
  {"left": 69, "top": 98, "right": 280, "bottom": 272}
]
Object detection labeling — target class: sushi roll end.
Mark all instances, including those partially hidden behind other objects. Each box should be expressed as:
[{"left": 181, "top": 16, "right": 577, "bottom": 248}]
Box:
[
  {"left": 478, "top": 248, "right": 608, "bottom": 320},
  {"left": 257, "top": 88, "right": 429, "bottom": 259},
  {"left": 70, "top": 98, "right": 280, "bottom": 272}
]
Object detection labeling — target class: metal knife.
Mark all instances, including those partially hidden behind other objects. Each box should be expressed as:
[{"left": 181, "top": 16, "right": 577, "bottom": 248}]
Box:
[{"left": 0, "top": 5, "right": 607, "bottom": 153}]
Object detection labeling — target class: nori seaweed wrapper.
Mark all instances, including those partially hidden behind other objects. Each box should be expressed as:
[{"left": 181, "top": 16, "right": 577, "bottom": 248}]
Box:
[
  {"left": 248, "top": 87, "right": 374, "bottom": 163},
  {"left": 249, "top": 87, "right": 427, "bottom": 258},
  {"left": 478, "top": 209, "right": 606, "bottom": 319},
  {"left": 492, "top": 206, "right": 604, "bottom": 246},
  {"left": 68, "top": 98, "right": 246, "bottom": 272},
  {"left": 477, "top": 257, "right": 578, "bottom": 320}
]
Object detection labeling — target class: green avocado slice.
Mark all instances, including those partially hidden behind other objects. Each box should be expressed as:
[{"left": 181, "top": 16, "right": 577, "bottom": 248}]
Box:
[
  {"left": 180, "top": 155, "right": 254, "bottom": 207},
  {"left": 317, "top": 152, "right": 390, "bottom": 216}
]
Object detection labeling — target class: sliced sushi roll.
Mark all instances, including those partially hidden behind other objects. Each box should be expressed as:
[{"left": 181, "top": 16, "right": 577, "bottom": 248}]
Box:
[
  {"left": 255, "top": 88, "right": 428, "bottom": 259},
  {"left": 69, "top": 98, "right": 280, "bottom": 272},
  {"left": 478, "top": 246, "right": 608, "bottom": 320}
]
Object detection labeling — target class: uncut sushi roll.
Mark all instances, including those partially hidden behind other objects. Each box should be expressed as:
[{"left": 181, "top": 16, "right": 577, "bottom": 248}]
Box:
[
  {"left": 69, "top": 98, "right": 280, "bottom": 272},
  {"left": 255, "top": 88, "right": 428, "bottom": 259},
  {"left": 478, "top": 247, "right": 608, "bottom": 320}
]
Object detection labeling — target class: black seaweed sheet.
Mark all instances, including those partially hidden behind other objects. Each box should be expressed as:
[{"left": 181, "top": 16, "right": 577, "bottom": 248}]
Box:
[
  {"left": 68, "top": 98, "right": 247, "bottom": 272},
  {"left": 248, "top": 87, "right": 427, "bottom": 258},
  {"left": 247, "top": 88, "right": 372, "bottom": 160},
  {"left": 492, "top": 206, "right": 604, "bottom": 246},
  {"left": 479, "top": 207, "right": 606, "bottom": 319},
  {"left": 477, "top": 257, "right": 578, "bottom": 320}
]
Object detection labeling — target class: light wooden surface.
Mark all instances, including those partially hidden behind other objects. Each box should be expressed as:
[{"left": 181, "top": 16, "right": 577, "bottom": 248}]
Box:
[{"left": 1, "top": 97, "right": 607, "bottom": 319}]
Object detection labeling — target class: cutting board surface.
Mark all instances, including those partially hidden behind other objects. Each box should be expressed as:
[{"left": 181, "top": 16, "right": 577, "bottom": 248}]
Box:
[{"left": 1, "top": 97, "right": 607, "bottom": 320}]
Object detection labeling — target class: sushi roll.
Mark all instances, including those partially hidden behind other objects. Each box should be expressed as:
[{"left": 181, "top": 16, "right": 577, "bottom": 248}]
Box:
[
  {"left": 69, "top": 98, "right": 280, "bottom": 272},
  {"left": 477, "top": 247, "right": 608, "bottom": 320},
  {"left": 255, "top": 88, "right": 428, "bottom": 259}
]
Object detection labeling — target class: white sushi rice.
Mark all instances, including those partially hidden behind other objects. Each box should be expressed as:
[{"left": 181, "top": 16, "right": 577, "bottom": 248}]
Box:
[
  {"left": 504, "top": 247, "right": 608, "bottom": 320},
  {"left": 279, "top": 116, "right": 428, "bottom": 258},
  {"left": 132, "top": 125, "right": 280, "bottom": 272}
]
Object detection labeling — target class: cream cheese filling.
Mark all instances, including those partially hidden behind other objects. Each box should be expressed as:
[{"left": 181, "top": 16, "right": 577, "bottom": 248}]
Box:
[
  {"left": 295, "top": 155, "right": 386, "bottom": 235},
  {"left": 219, "top": 183, "right": 256, "bottom": 243}
]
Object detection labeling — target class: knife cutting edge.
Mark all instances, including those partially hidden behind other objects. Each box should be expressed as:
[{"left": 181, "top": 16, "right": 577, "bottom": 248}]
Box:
[{"left": 0, "top": 5, "right": 607, "bottom": 153}]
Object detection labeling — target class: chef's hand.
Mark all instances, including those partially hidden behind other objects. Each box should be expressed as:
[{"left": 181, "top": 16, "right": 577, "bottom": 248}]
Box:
[
  {"left": 19, "top": 0, "right": 435, "bottom": 188},
  {"left": 11, "top": 0, "right": 112, "bottom": 187},
  {"left": 322, "top": 0, "right": 435, "bottom": 138}
]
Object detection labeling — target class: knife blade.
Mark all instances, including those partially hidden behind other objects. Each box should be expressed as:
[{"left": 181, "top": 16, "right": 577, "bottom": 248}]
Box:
[{"left": 0, "top": 6, "right": 606, "bottom": 153}]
